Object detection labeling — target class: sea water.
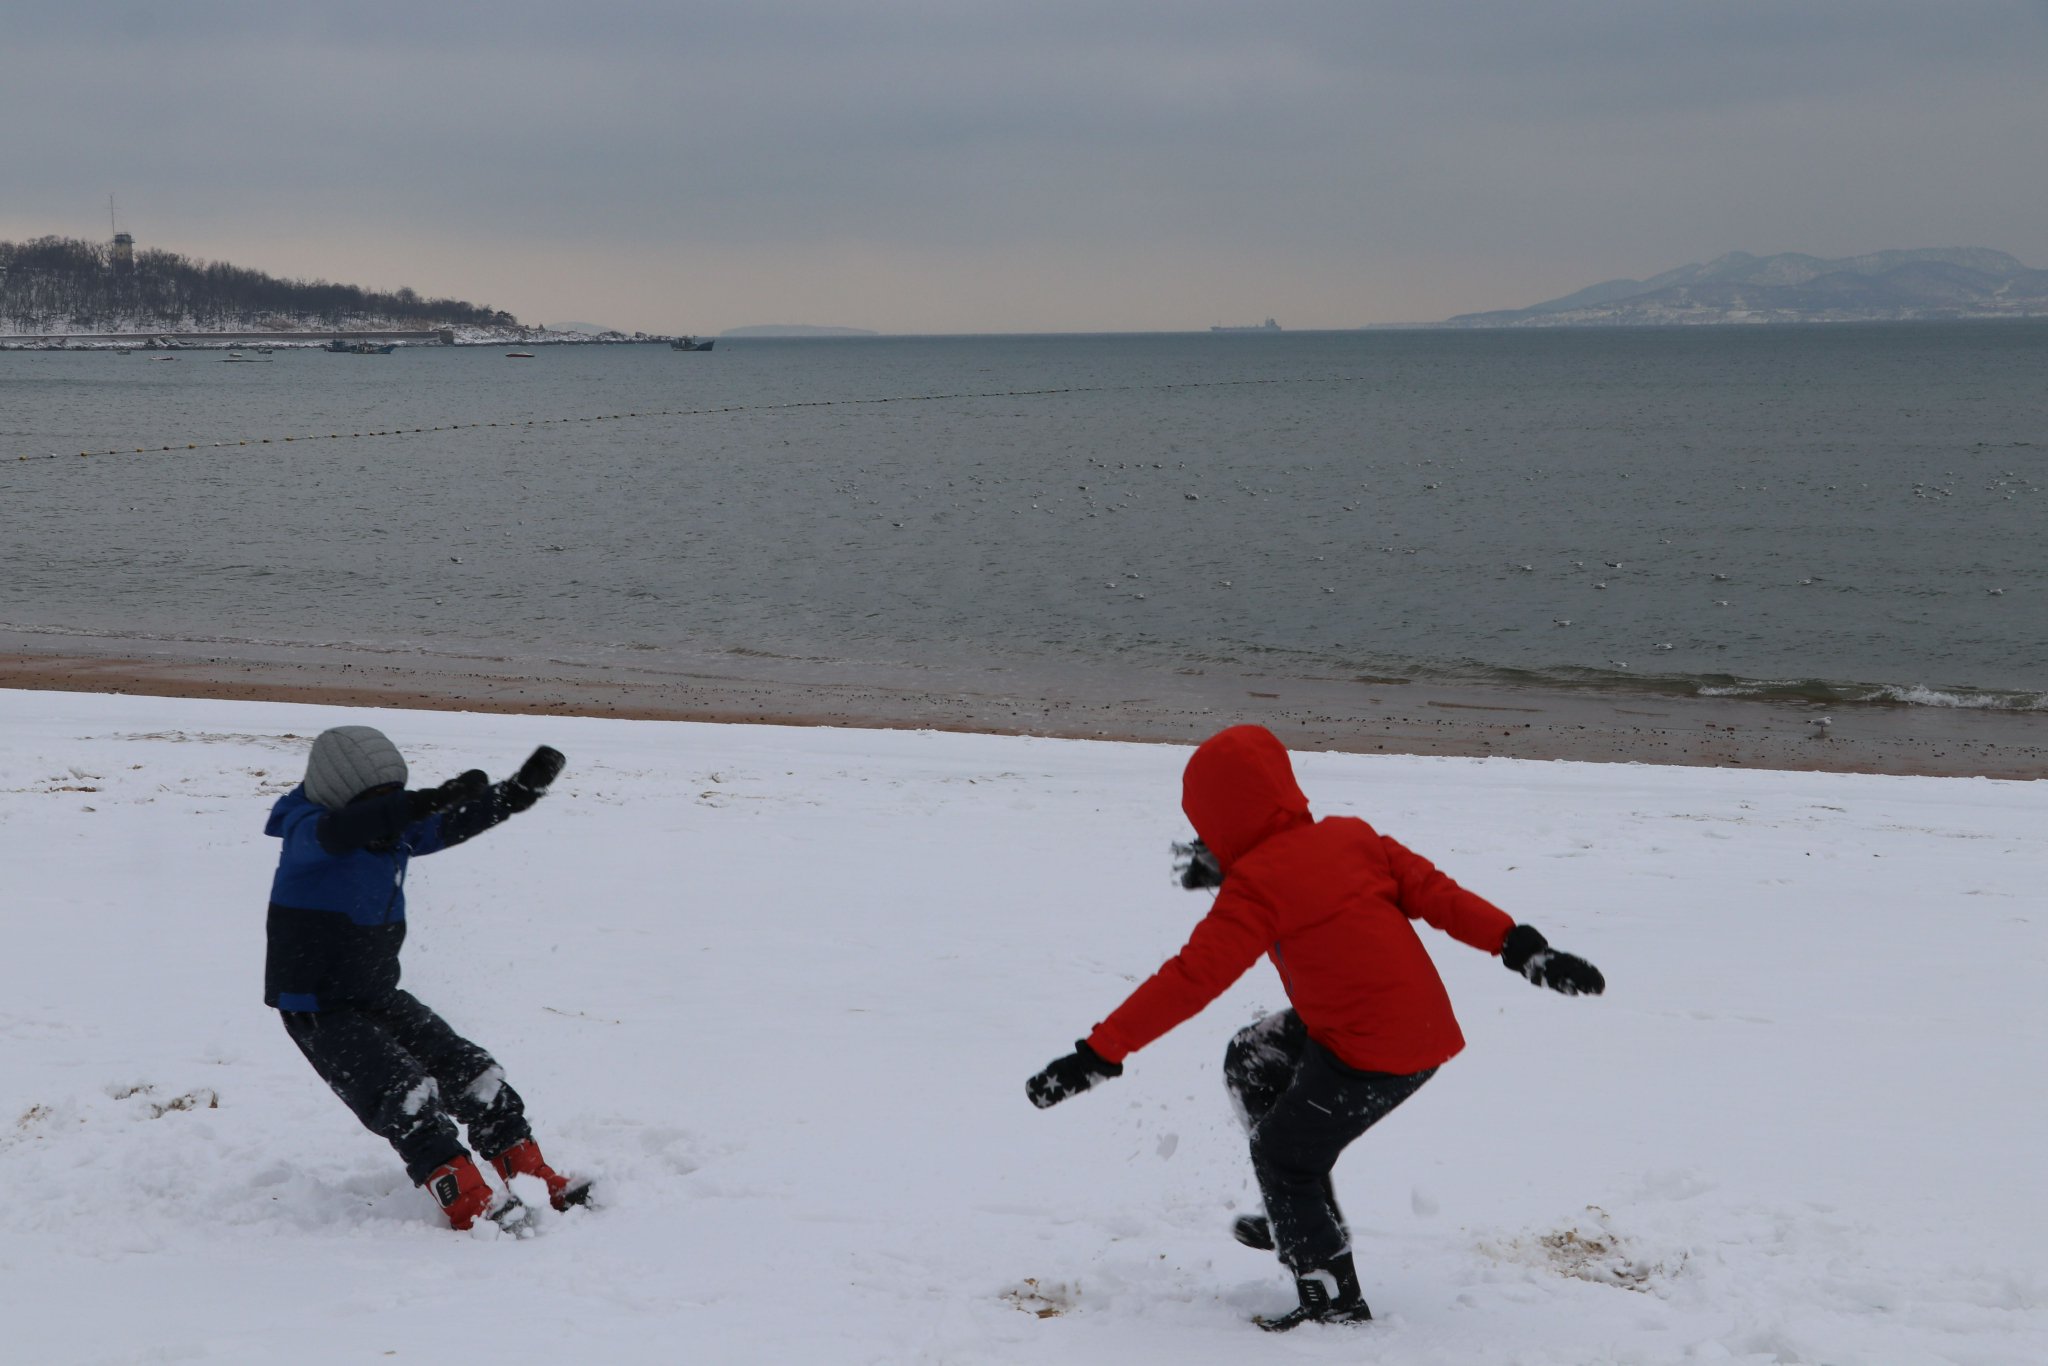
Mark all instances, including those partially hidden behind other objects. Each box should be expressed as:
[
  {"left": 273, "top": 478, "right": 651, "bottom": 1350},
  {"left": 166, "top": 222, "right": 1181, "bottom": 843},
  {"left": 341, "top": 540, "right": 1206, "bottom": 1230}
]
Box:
[{"left": 1, "top": 324, "right": 2042, "bottom": 708}]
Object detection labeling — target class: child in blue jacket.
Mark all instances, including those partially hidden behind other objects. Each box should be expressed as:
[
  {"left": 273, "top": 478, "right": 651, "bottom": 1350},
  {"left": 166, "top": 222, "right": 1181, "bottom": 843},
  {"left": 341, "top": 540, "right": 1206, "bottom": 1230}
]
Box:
[{"left": 265, "top": 725, "right": 588, "bottom": 1231}]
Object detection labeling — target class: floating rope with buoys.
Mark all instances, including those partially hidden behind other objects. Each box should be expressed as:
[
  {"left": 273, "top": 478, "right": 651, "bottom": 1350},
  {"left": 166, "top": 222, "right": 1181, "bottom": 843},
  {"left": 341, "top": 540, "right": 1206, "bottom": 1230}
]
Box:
[{"left": 10, "top": 374, "right": 1364, "bottom": 463}]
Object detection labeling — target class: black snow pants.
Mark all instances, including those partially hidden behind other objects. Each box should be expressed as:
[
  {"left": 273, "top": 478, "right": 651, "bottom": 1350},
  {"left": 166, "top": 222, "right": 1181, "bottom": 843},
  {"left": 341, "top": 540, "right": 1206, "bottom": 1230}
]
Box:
[
  {"left": 1223, "top": 1009, "right": 1434, "bottom": 1272},
  {"left": 281, "top": 989, "right": 533, "bottom": 1185}
]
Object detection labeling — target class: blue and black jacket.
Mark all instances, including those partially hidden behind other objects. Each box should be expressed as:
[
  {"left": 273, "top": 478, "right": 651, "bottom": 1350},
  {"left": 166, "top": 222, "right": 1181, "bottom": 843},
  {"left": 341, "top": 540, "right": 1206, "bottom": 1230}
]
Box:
[{"left": 263, "top": 784, "right": 511, "bottom": 1012}]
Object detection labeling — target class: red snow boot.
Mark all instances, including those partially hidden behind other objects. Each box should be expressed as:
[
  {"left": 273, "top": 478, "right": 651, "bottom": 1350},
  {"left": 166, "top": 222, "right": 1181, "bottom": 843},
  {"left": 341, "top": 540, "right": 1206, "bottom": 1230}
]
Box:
[
  {"left": 489, "top": 1138, "right": 592, "bottom": 1212},
  {"left": 425, "top": 1154, "right": 523, "bottom": 1232}
]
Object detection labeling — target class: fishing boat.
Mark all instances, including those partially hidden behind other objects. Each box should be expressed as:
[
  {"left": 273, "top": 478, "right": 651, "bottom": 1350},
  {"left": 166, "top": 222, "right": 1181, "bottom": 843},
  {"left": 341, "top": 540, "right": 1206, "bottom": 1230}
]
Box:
[
  {"left": 505, "top": 351, "right": 536, "bottom": 359},
  {"left": 671, "top": 336, "right": 715, "bottom": 351},
  {"left": 324, "top": 339, "right": 397, "bottom": 354}
]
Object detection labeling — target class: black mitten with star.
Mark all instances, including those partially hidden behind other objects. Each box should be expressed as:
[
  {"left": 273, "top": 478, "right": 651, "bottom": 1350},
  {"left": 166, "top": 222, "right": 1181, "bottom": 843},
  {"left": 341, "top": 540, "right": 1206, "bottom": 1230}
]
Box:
[
  {"left": 1026, "top": 1040, "right": 1124, "bottom": 1108},
  {"left": 1171, "top": 839, "right": 1222, "bottom": 890},
  {"left": 1501, "top": 924, "right": 1606, "bottom": 996}
]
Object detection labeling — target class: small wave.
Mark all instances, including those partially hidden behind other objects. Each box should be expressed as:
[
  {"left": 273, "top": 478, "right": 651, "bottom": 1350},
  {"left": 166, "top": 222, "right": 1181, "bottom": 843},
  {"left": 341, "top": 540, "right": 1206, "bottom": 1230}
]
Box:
[
  {"left": 1692, "top": 678, "right": 1858, "bottom": 702},
  {"left": 1361, "top": 654, "right": 2048, "bottom": 712},
  {"left": 1589, "top": 671, "right": 2048, "bottom": 711},
  {"left": 1691, "top": 678, "right": 2048, "bottom": 710},
  {"left": 1858, "top": 683, "right": 2048, "bottom": 711}
]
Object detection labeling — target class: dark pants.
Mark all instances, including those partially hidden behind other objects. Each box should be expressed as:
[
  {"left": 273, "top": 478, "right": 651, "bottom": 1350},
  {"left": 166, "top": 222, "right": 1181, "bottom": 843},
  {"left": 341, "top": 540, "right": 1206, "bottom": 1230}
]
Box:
[
  {"left": 281, "top": 989, "right": 533, "bottom": 1185},
  {"left": 1223, "top": 1009, "right": 1434, "bottom": 1272}
]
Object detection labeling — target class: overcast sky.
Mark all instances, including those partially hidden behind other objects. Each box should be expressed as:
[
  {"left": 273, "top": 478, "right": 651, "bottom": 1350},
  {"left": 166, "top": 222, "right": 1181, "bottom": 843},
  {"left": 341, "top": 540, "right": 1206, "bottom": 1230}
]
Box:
[{"left": 5, "top": 2, "right": 2046, "bottom": 333}]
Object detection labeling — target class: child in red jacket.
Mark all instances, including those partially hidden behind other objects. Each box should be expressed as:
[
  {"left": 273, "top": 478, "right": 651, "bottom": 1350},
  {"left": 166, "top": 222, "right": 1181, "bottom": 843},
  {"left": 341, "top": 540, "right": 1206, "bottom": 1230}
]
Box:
[{"left": 1027, "top": 724, "right": 1604, "bottom": 1331}]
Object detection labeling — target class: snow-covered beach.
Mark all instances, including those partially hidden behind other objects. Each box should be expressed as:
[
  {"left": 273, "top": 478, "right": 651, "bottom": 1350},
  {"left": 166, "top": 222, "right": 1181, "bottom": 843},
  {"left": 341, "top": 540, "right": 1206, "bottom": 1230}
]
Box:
[{"left": 2, "top": 687, "right": 2043, "bottom": 1363}]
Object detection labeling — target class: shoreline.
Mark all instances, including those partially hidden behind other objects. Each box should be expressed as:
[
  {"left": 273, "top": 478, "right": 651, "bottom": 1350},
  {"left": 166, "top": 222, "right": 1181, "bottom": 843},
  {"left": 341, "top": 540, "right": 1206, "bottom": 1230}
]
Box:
[
  {"left": 1, "top": 634, "right": 2041, "bottom": 780},
  {"left": 0, "top": 335, "right": 678, "bottom": 351}
]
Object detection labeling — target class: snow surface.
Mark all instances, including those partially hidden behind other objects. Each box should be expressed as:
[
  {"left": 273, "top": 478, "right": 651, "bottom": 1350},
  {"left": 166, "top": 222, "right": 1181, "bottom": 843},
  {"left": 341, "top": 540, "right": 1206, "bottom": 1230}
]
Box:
[{"left": 2, "top": 688, "right": 2044, "bottom": 1365}]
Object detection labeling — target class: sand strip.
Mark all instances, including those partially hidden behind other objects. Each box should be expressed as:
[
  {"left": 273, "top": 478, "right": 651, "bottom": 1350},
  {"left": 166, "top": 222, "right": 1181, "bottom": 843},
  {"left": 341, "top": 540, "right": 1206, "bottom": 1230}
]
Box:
[{"left": 0, "top": 633, "right": 2040, "bottom": 780}]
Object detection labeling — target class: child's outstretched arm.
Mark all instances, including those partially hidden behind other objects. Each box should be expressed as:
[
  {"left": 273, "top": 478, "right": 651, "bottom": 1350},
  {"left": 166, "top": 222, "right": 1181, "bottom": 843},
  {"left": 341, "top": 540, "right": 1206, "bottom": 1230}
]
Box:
[
  {"left": 314, "top": 772, "right": 487, "bottom": 854},
  {"left": 1381, "top": 834, "right": 1606, "bottom": 996},
  {"left": 1380, "top": 834, "right": 1517, "bottom": 951},
  {"left": 432, "top": 746, "right": 568, "bottom": 851},
  {"left": 1026, "top": 887, "right": 1273, "bottom": 1108}
]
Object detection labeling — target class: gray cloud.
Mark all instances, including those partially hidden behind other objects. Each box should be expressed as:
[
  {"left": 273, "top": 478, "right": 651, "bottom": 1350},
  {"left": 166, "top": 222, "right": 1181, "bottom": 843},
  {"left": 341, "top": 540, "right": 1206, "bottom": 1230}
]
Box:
[{"left": 5, "top": 2, "right": 2045, "bottom": 330}]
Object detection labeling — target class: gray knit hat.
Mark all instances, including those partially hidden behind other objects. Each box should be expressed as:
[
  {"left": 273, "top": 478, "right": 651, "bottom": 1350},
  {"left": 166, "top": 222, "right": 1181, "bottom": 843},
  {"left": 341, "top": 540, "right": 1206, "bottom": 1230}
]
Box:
[{"left": 303, "top": 726, "right": 409, "bottom": 809}]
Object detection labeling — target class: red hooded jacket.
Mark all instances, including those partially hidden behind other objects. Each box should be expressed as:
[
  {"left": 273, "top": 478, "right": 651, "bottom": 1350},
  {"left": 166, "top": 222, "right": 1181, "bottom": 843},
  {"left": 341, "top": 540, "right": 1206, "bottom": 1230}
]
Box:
[{"left": 1086, "top": 725, "right": 1515, "bottom": 1075}]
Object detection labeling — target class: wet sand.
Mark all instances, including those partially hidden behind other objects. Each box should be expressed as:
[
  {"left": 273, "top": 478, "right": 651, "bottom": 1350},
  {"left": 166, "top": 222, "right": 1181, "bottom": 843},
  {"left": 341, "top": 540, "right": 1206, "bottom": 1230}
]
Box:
[{"left": 1, "top": 630, "right": 2041, "bottom": 779}]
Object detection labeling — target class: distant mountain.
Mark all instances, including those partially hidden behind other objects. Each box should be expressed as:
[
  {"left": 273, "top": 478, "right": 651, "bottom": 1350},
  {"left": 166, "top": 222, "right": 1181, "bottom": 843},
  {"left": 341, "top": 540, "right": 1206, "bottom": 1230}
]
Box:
[
  {"left": 1441, "top": 249, "right": 2048, "bottom": 327},
  {"left": 0, "top": 235, "right": 519, "bottom": 334},
  {"left": 721, "top": 323, "right": 877, "bottom": 337}
]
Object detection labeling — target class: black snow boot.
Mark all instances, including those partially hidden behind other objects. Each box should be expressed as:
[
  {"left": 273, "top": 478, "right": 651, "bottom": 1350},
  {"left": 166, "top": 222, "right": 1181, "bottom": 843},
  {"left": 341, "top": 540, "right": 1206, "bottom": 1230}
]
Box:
[
  {"left": 1254, "top": 1252, "right": 1372, "bottom": 1332},
  {"left": 1232, "top": 1214, "right": 1275, "bottom": 1251}
]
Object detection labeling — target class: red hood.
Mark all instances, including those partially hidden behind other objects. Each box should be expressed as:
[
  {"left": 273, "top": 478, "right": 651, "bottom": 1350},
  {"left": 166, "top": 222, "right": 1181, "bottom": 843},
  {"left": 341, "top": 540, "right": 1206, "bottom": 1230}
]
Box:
[{"left": 1181, "top": 725, "right": 1312, "bottom": 870}]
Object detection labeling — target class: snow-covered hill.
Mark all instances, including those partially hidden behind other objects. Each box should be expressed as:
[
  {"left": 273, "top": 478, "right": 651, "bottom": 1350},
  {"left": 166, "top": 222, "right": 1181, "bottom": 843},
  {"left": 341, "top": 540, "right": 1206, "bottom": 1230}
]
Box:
[
  {"left": 2, "top": 689, "right": 2042, "bottom": 1363},
  {"left": 1444, "top": 248, "right": 2048, "bottom": 326}
]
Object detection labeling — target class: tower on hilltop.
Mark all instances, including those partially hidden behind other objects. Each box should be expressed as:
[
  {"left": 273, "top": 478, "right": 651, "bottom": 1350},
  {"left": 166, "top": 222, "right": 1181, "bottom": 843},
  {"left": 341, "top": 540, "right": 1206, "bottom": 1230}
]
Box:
[{"left": 109, "top": 195, "right": 134, "bottom": 273}]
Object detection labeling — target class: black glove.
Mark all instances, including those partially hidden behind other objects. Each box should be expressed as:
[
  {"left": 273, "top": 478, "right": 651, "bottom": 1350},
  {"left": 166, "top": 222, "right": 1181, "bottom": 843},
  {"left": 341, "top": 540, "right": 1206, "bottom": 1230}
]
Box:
[
  {"left": 408, "top": 769, "right": 490, "bottom": 820},
  {"left": 502, "top": 745, "right": 567, "bottom": 813},
  {"left": 1501, "top": 924, "right": 1606, "bottom": 997},
  {"left": 1027, "top": 1040, "right": 1124, "bottom": 1109},
  {"left": 1172, "top": 839, "right": 1223, "bottom": 890},
  {"left": 516, "top": 745, "right": 566, "bottom": 791}
]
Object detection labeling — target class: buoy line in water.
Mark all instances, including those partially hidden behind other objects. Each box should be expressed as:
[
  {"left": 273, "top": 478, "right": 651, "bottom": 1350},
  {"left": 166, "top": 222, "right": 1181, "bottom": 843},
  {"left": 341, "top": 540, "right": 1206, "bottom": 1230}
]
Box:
[{"left": 9, "top": 374, "right": 1366, "bottom": 464}]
